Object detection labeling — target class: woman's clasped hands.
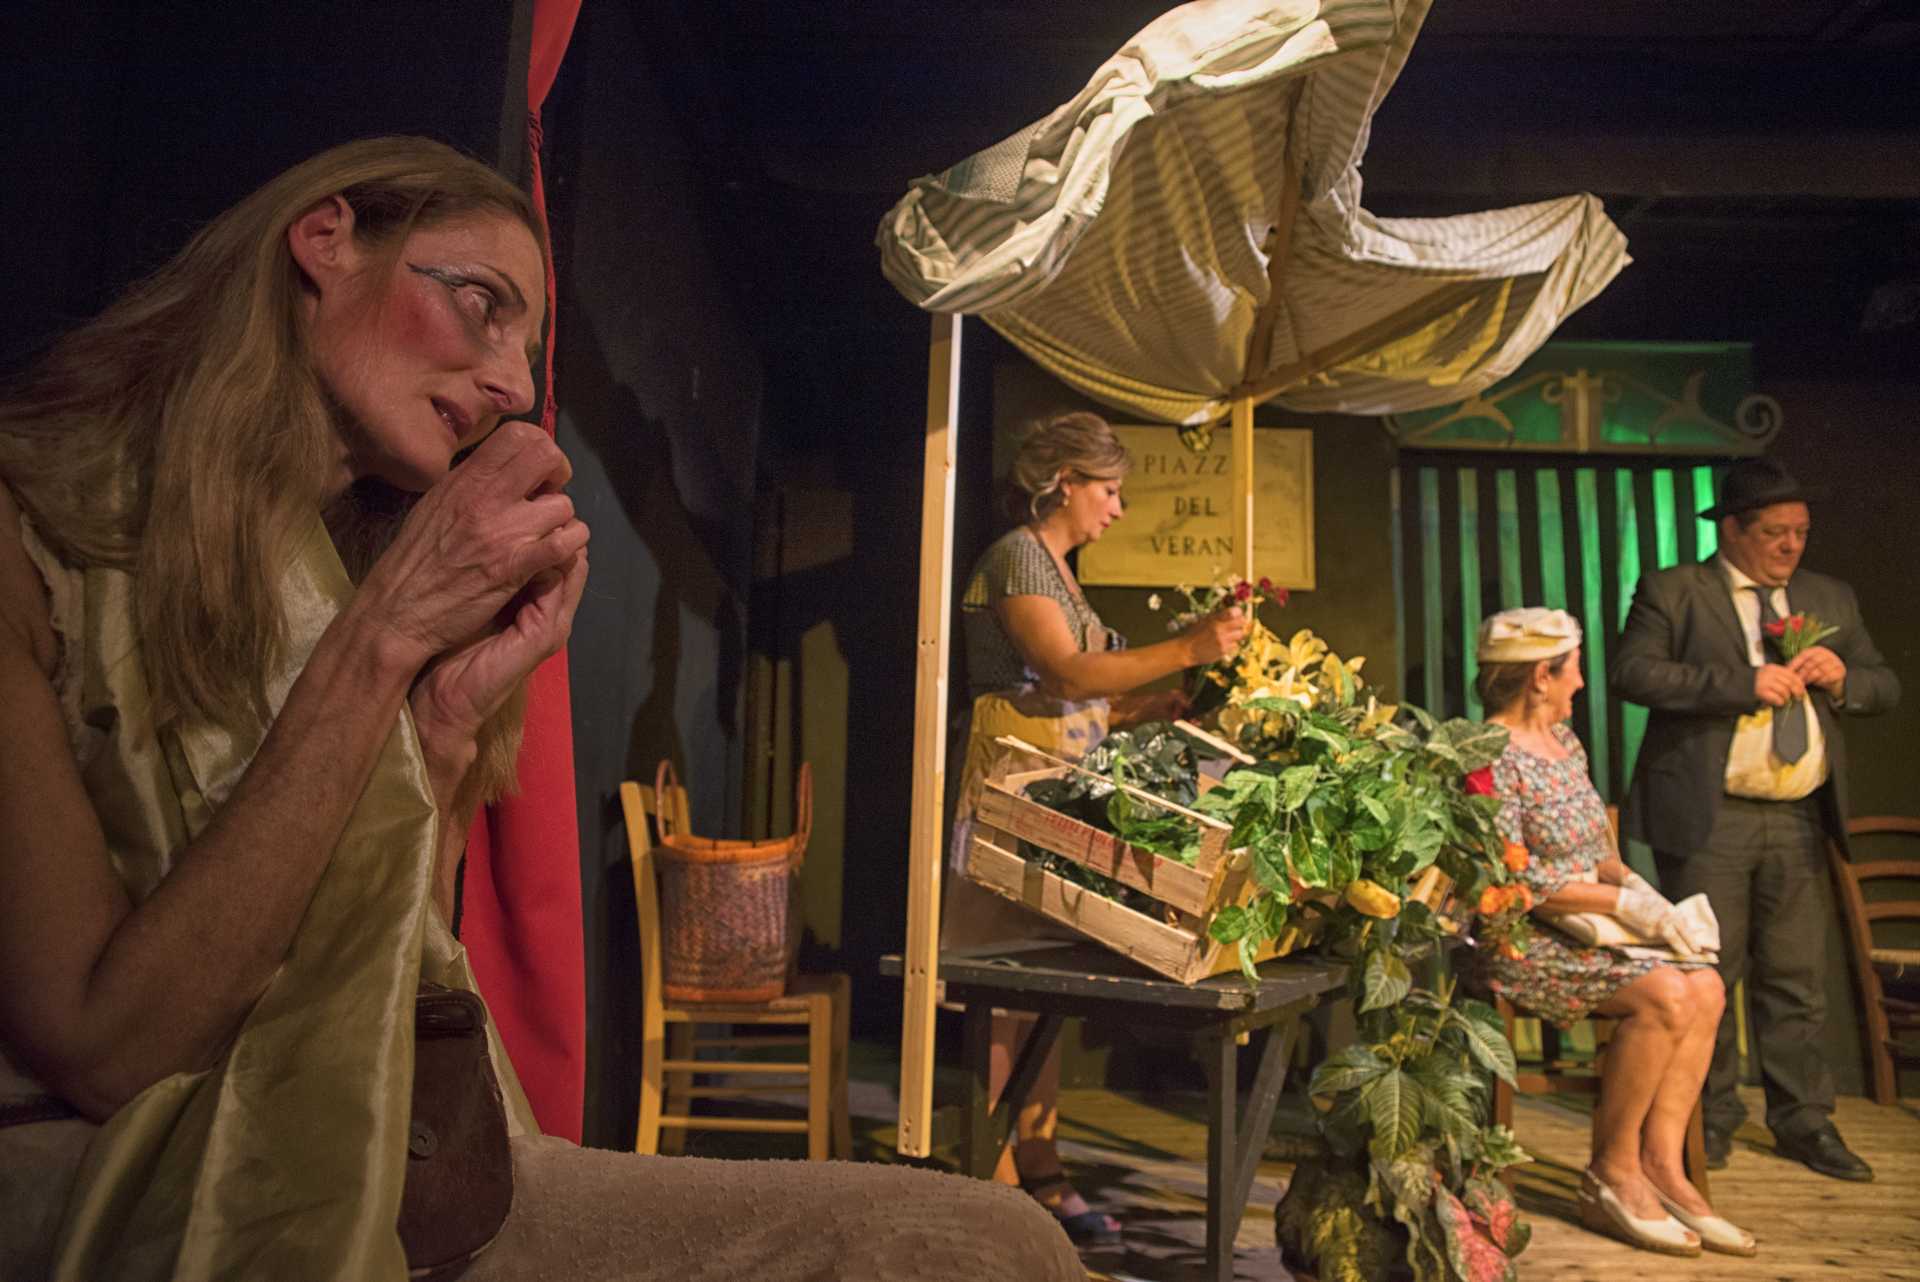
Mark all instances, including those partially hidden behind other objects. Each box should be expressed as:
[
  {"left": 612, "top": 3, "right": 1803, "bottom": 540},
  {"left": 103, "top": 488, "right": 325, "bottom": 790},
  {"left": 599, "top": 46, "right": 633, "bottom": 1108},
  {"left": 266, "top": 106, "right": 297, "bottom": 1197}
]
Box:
[{"left": 355, "top": 421, "right": 590, "bottom": 802}]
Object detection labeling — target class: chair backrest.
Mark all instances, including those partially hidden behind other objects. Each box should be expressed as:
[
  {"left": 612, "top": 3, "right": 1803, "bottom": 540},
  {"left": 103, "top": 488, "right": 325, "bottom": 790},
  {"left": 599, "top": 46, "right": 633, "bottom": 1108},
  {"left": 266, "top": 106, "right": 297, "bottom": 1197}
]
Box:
[
  {"left": 618, "top": 782, "right": 667, "bottom": 1015},
  {"left": 1831, "top": 817, "right": 1920, "bottom": 952},
  {"left": 1829, "top": 817, "right": 1920, "bottom": 1101}
]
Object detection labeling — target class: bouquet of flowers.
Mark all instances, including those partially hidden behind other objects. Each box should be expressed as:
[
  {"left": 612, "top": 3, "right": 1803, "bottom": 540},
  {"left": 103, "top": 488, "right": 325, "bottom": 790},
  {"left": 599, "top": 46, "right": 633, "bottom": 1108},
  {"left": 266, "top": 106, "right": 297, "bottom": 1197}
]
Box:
[
  {"left": 1148, "top": 572, "right": 1290, "bottom": 713},
  {"left": 1763, "top": 610, "right": 1839, "bottom": 659}
]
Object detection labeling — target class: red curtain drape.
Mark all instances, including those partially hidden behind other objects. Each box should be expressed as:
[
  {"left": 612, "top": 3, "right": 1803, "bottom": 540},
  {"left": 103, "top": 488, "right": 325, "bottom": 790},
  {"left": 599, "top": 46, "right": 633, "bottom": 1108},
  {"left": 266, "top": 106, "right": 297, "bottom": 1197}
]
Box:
[{"left": 460, "top": 0, "right": 587, "bottom": 1143}]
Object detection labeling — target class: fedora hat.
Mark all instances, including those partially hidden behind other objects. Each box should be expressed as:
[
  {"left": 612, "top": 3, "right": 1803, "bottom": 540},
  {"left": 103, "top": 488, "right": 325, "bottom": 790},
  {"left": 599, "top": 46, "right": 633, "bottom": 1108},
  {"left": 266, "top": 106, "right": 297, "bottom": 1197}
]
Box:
[{"left": 1700, "top": 457, "right": 1823, "bottom": 521}]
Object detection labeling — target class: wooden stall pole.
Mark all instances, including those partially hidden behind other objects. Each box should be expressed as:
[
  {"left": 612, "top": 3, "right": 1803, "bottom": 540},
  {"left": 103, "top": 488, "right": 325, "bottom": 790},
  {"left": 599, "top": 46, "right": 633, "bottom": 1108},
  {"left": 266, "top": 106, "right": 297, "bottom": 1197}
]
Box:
[
  {"left": 1231, "top": 395, "right": 1256, "bottom": 585},
  {"left": 898, "top": 312, "right": 962, "bottom": 1156}
]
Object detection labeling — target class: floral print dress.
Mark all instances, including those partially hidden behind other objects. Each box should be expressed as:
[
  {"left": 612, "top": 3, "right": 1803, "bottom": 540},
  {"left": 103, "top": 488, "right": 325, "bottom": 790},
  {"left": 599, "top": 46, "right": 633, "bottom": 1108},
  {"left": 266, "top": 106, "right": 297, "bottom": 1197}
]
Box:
[{"left": 1476, "top": 723, "right": 1661, "bottom": 1027}]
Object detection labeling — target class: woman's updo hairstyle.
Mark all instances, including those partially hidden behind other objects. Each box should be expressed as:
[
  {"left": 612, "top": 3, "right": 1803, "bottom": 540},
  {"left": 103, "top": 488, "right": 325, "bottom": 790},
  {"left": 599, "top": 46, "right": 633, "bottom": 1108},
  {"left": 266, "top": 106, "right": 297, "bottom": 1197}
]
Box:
[
  {"left": 1003, "top": 410, "right": 1130, "bottom": 522},
  {"left": 1474, "top": 652, "right": 1574, "bottom": 716}
]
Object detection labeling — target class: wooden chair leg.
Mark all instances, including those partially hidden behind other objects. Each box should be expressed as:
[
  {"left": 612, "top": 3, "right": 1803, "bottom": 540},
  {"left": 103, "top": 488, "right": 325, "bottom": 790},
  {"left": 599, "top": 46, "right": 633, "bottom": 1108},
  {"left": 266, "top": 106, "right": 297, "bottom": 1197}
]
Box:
[
  {"left": 660, "top": 1022, "right": 694, "bottom": 1156},
  {"left": 1684, "top": 1098, "right": 1711, "bottom": 1202},
  {"left": 830, "top": 973, "right": 854, "bottom": 1160},
  {"left": 1493, "top": 996, "right": 1518, "bottom": 1189},
  {"left": 636, "top": 1012, "right": 666, "bottom": 1156},
  {"left": 806, "top": 993, "right": 831, "bottom": 1161},
  {"left": 1866, "top": 974, "right": 1898, "bottom": 1106}
]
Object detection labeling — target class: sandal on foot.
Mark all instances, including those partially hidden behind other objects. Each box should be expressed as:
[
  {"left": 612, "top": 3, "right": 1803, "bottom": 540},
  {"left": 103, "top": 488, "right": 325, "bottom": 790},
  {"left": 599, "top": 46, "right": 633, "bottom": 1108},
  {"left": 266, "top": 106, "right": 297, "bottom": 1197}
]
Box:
[
  {"left": 1018, "top": 1174, "right": 1122, "bottom": 1246},
  {"left": 1653, "top": 1188, "right": 1757, "bottom": 1257},
  {"left": 1578, "top": 1170, "right": 1700, "bottom": 1257}
]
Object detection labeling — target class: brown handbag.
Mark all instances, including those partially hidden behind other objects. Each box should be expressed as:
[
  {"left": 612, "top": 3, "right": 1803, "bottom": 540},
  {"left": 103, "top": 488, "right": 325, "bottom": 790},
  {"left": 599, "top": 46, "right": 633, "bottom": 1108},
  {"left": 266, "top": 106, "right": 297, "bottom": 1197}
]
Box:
[{"left": 399, "top": 983, "right": 515, "bottom": 1278}]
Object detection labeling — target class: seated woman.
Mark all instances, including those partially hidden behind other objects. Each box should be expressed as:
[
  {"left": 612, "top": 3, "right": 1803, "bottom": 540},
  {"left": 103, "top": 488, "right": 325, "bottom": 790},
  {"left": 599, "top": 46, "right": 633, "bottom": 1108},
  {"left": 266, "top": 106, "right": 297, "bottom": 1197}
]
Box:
[
  {"left": 0, "top": 137, "right": 1079, "bottom": 1282},
  {"left": 1472, "top": 608, "right": 1754, "bottom": 1259},
  {"left": 943, "top": 410, "right": 1247, "bottom": 1244}
]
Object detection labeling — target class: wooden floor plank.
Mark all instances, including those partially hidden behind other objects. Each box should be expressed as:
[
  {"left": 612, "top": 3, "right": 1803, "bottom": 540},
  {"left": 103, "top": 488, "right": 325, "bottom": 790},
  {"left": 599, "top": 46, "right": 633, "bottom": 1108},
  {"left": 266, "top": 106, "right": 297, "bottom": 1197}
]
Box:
[
  {"left": 1054, "top": 1086, "right": 1920, "bottom": 1281},
  {"left": 695, "top": 1051, "right": 1920, "bottom": 1281}
]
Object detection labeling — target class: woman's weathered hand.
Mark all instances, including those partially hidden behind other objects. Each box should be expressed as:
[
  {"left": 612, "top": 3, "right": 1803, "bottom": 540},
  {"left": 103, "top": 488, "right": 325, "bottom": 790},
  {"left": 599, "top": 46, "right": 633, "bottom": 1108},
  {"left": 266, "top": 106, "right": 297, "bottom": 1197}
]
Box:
[
  {"left": 1182, "top": 606, "right": 1250, "bottom": 666},
  {"left": 358, "top": 421, "right": 589, "bottom": 672},
  {"left": 409, "top": 546, "right": 589, "bottom": 781}
]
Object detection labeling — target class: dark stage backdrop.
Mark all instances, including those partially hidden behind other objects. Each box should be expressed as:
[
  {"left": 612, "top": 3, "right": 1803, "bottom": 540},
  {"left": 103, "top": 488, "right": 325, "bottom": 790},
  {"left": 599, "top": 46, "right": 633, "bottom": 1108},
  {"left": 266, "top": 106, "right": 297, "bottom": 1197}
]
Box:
[
  {"left": 540, "top": 1, "right": 762, "bottom": 1149},
  {"left": 0, "top": 1, "right": 525, "bottom": 374}
]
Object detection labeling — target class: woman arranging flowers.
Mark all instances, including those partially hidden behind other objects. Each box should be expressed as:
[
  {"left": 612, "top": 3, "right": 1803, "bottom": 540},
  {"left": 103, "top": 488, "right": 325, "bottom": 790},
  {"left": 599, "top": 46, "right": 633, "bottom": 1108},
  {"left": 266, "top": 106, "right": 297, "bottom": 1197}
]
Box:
[
  {"left": 943, "top": 409, "right": 1247, "bottom": 1243},
  {"left": 1471, "top": 608, "right": 1754, "bottom": 1257}
]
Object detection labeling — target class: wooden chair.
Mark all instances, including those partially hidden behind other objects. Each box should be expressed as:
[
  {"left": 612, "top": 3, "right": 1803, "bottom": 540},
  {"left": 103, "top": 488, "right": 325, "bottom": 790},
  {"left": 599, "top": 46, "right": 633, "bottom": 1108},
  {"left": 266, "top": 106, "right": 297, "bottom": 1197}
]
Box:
[
  {"left": 618, "top": 779, "right": 852, "bottom": 1160},
  {"left": 1826, "top": 816, "right": 1920, "bottom": 1105},
  {"left": 1488, "top": 805, "right": 1709, "bottom": 1197}
]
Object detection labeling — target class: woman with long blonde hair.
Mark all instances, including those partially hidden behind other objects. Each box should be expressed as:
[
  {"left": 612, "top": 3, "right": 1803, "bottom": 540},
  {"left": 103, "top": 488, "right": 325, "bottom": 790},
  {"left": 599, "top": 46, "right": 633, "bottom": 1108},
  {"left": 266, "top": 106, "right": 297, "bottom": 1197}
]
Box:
[{"left": 0, "top": 137, "right": 1077, "bottom": 1281}]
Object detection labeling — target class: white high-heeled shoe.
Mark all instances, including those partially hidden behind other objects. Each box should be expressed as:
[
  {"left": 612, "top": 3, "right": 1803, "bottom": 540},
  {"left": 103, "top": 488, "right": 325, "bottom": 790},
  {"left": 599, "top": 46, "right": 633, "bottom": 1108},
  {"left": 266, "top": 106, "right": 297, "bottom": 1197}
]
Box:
[
  {"left": 1578, "top": 1170, "right": 1701, "bottom": 1257},
  {"left": 1653, "top": 1187, "right": 1758, "bottom": 1257}
]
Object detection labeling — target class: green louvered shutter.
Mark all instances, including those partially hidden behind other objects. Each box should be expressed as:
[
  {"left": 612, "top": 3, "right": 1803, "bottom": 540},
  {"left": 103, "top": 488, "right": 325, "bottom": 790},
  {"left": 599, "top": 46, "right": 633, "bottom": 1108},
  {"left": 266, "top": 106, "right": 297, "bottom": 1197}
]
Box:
[{"left": 1395, "top": 455, "right": 1727, "bottom": 800}]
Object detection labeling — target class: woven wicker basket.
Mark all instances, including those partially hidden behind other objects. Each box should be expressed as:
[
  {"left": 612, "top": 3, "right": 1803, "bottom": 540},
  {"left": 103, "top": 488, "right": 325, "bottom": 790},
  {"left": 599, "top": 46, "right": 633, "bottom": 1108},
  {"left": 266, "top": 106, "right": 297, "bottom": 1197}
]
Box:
[{"left": 652, "top": 759, "right": 812, "bottom": 1003}]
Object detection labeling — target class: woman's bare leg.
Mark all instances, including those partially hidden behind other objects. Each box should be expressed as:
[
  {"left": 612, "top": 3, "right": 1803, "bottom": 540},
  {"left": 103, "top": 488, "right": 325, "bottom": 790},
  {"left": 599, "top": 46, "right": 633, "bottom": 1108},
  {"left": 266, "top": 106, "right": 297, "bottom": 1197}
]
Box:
[
  {"left": 1641, "top": 969, "right": 1725, "bottom": 1216},
  {"left": 985, "top": 1013, "right": 1113, "bottom": 1225},
  {"left": 1590, "top": 967, "right": 1693, "bottom": 1217},
  {"left": 986, "top": 1011, "right": 1061, "bottom": 1184}
]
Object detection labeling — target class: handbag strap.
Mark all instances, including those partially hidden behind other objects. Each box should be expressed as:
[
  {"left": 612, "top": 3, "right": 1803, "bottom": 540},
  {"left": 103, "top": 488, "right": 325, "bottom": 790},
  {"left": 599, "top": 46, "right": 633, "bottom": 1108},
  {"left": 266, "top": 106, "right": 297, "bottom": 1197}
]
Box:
[{"left": 789, "top": 762, "right": 813, "bottom": 870}]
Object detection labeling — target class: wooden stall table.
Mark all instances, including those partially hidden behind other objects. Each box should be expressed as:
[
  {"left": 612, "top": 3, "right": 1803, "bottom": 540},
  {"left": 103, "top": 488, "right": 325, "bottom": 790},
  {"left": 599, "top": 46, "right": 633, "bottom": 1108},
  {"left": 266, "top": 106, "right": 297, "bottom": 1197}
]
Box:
[{"left": 881, "top": 939, "right": 1350, "bottom": 1282}]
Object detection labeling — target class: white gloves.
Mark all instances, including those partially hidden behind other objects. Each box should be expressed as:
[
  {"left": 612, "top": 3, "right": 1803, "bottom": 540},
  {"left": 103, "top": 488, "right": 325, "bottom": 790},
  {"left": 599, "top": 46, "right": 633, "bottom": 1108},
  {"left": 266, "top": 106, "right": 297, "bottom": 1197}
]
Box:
[{"left": 1615, "top": 878, "right": 1694, "bottom": 955}]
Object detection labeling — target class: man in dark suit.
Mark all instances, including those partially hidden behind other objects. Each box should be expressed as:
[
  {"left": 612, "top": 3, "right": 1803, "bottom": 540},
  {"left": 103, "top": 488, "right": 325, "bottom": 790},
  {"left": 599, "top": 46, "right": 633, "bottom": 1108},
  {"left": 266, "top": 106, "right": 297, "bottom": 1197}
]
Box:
[{"left": 1613, "top": 456, "right": 1899, "bottom": 1182}]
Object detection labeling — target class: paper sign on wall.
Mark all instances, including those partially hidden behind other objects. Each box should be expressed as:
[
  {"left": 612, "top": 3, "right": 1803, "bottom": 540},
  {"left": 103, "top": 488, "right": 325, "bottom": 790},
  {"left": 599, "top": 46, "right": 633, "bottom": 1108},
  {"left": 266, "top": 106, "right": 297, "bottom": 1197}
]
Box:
[{"left": 1078, "top": 426, "right": 1315, "bottom": 589}]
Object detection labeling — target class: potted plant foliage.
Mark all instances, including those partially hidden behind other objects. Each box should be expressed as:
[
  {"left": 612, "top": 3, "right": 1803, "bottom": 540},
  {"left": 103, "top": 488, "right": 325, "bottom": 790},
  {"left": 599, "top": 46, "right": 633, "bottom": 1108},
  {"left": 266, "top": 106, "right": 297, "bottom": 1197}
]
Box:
[
  {"left": 1274, "top": 975, "right": 1531, "bottom": 1282},
  {"left": 1190, "top": 625, "right": 1526, "bottom": 981}
]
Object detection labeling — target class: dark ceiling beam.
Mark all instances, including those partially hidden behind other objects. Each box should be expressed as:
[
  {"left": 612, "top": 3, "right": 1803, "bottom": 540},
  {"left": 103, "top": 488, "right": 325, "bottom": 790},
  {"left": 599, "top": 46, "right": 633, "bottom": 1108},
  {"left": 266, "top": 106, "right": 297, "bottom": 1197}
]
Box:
[
  {"left": 1361, "top": 131, "right": 1920, "bottom": 201},
  {"left": 755, "top": 128, "right": 1920, "bottom": 201}
]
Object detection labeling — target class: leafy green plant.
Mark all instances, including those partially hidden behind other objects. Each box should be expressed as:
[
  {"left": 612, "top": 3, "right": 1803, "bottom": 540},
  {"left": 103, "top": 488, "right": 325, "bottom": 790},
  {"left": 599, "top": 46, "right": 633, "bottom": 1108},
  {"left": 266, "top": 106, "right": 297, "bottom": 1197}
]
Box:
[
  {"left": 1195, "top": 699, "right": 1514, "bottom": 982},
  {"left": 1019, "top": 721, "right": 1225, "bottom": 867},
  {"left": 1275, "top": 976, "right": 1531, "bottom": 1282}
]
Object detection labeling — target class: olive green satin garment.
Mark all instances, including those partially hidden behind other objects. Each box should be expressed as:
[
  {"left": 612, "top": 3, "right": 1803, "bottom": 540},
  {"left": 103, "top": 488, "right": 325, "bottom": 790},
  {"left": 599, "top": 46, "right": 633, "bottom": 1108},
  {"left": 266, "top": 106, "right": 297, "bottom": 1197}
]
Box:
[{"left": 46, "top": 518, "right": 533, "bottom": 1282}]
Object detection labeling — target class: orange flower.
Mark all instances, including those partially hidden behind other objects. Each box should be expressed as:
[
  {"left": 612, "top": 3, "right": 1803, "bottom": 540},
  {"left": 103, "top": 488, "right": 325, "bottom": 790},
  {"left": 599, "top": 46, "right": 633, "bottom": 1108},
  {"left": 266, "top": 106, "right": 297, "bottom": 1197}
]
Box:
[
  {"left": 1497, "top": 938, "right": 1525, "bottom": 961},
  {"left": 1503, "top": 841, "right": 1530, "bottom": 873},
  {"left": 1477, "top": 883, "right": 1535, "bottom": 916}
]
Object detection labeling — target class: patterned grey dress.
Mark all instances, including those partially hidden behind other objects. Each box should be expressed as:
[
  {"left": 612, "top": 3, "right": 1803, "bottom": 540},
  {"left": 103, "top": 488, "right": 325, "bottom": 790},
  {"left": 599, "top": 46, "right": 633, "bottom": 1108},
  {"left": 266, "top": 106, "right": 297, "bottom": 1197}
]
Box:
[{"left": 1476, "top": 724, "right": 1663, "bottom": 1027}]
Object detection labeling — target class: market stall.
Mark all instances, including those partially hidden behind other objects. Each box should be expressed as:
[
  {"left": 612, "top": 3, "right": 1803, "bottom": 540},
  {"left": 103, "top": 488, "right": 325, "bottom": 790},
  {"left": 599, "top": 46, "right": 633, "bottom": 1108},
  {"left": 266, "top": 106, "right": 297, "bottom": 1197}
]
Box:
[{"left": 875, "top": 0, "right": 1628, "bottom": 1158}]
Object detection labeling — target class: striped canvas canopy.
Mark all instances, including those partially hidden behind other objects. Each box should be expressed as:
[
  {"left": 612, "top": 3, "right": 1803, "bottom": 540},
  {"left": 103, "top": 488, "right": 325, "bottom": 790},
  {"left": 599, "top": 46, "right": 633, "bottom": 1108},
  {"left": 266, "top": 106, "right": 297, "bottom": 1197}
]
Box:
[{"left": 877, "top": 0, "right": 1631, "bottom": 428}]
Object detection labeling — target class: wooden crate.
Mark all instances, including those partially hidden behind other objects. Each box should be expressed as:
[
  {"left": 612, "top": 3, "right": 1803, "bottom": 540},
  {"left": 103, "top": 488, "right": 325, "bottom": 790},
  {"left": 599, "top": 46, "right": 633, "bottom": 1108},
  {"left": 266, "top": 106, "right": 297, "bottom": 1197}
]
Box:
[
  {"left": 965, "top": 737, "right": 1289, "bottom": 984},
  {"left": 965, "top": 737, "right": 1461, "bottom": 983}
]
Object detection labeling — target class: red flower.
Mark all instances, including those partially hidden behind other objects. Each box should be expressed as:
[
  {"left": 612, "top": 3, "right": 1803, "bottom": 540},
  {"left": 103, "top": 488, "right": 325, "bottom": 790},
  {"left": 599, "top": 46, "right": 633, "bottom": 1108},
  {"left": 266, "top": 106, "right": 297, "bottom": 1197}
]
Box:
[
  {"left": 1234, "top": 581, "right": 1252, "bottom": 602},
  {"left": 1259, "top": 576, "right": 1274, "bottom": 592},
  {"left": 1464, "top": 767, "right": 1495, "bottom": 796},
  {"left": 1788, "top": 615, "right": 1806, "bottom": 633},
  {"left": 1273, "top": 588, "right": 1290, "bottom": 607},
  {"left": 1763, "top": 620, "right": 1786, "bottom": 638}
]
